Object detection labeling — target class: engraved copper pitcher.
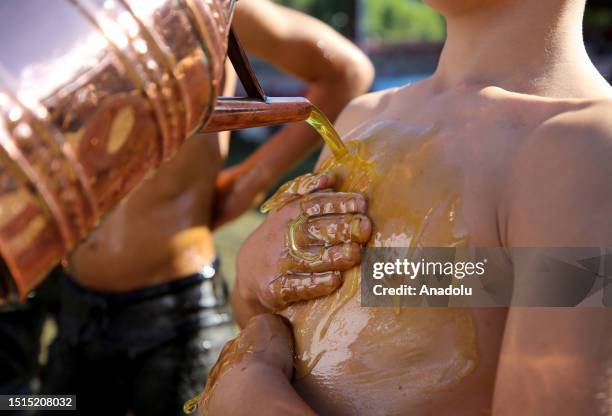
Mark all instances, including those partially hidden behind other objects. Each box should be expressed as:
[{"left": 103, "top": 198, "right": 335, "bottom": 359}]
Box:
[{"left": 0, "top": 0, "right": 313, "bottom": 303}]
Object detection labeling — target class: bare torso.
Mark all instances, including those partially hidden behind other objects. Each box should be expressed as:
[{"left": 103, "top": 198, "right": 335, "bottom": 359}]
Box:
[
  {"left": 68, "top": 133, "right": 223, "bottom": 291},
  {"left": 280, "top": 83, "right": 601, "bottom": 415}
]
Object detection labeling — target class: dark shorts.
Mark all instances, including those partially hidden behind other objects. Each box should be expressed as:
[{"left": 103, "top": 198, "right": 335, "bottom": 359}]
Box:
[
  {"left": 0, "top": 275, "right": 60, "bottom": 396},
  {"left": 0, "top": 301, "right": 45, "bottom": 395},
  {"left": 40, "top": 260, "right": 236, "bottom": 416}
]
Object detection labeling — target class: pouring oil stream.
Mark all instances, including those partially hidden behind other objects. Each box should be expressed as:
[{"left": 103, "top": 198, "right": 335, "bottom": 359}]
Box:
[{"left": 305, "top": 105, "right": 350, "bottom": 160}]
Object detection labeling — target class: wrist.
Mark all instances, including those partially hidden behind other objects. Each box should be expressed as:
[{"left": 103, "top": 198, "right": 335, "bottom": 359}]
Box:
[
  {"left": 251, "top": 161, "right": 279, "bottom": 190},
  {"left": 240, "top": 158, "right": 278, "bottom": 192},
  {"left": 232, "top": 279, "right": 267, "bottom": 327}
]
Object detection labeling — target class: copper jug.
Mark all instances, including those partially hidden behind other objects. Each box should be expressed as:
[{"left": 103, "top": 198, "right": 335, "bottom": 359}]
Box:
[{"left": 0, "top": 0, "right": 313, "bottom": 303}]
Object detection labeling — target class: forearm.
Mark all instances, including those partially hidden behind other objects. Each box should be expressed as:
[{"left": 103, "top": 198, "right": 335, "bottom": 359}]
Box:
[
  {"left": 202, "top": 314, "right": 315, "bottom": 415},
  {"left": 231, "top": 281, "right": 267, "bottom": 328},
  {"left": 205, "top": 362, "right": 316, "bottom": 416}
]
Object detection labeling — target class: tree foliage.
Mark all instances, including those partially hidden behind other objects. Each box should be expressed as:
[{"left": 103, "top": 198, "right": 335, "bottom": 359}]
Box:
[
  {"left": 273, "top": 0, "right": 446, "bottom": 42},
  {"left": 364, "top": 0, "right": 445, "bottom": 42},
  {"left": 274, "top": 0, "right": 354, "bottom": 37}
]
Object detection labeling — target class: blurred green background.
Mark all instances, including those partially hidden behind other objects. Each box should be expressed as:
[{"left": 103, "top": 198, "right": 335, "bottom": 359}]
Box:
[{"left": 274, "top": 0, "right": 446, "bottom": 42}]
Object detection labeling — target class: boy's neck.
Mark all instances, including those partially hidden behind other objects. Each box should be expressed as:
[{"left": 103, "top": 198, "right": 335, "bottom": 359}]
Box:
[{"left": 431, "top": 0, "right": 611, "bottom": 99}]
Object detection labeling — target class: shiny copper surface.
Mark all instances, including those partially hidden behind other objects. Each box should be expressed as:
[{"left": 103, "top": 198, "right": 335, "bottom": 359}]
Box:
[
  {"left": 0, "top": 0, "right": 312, "bottom": 303},
  {"left": 204, "top": 97, "right": 313, "bottom": 132}
]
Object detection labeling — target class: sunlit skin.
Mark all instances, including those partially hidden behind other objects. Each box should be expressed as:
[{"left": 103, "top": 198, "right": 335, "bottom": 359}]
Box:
[
  {"left": 210, "top": 0, "right": 612, "bottom": 415},
  {"left": 197, "top": 314, "right": 311, "bottom": 416},
  {"left": 67, "top": 0, "right": 373, "bottom": 292}
]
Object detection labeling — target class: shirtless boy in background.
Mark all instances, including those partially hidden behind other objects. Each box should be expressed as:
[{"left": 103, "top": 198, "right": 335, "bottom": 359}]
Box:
[
  {"left": 203, "top": 0, "right": 612, "bottom": 415},
  {"left": 34, "top": 1, "right": 373, "bottom": 414}
]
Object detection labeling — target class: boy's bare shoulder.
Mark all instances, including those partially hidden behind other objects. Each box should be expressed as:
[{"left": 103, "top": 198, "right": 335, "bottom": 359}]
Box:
[
  {"left": 519, "top": 98, "right": 612, "bottom": 169},
  {"left": 316, "top": 89, "right": 397, "bottom": 164},
  {"left": 334, "top": 88, "right": 398, "bottom": 136},
  {"left": 506, "top": 98, "right": 612, "bottom": 245},
  {"left": 543, "top": 98, "right": 612, "bottom": 138}
]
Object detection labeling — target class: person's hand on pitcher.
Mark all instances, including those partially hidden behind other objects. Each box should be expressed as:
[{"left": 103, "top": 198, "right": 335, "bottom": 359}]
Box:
[{"left": 232, "top": 171, "right": 372, "bottom": 326}]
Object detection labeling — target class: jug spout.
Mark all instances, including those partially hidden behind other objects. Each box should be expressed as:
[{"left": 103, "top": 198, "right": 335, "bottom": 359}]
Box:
[
  {"left": 202, "top": 27, "right": 313, "bottom": 132},
  {"left": 202, "top": 97, "right": 312, "bottom": 132}
]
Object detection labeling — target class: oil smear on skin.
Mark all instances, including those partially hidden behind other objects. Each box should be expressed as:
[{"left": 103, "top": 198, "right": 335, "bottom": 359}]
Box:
[
  {"left": 185, "top": 316, "right": 283, "bottom": 414},
  {"left": 260, "top": 106, "right": 374, "bottom": 214},
  {"left": 276, "top": 119, "right": 480, "bottom": 415}
]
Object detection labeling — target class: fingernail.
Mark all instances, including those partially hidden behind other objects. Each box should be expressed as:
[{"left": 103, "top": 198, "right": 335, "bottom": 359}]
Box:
[
  {"left": 310, "top": 173, "right": 328, "bottom": 191},
  {"left": 355, "top": 196, "right": 367, "bottom": 212},
  {"left": 351, "top": 215, "right": 371, "bottom": 240},
  {"left": 351, "top": 217, "right": 362, "bottom": 237}
]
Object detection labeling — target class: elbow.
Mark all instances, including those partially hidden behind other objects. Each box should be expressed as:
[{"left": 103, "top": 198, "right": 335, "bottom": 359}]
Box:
[
  {"left": 317, "top": 45, "right": 374, "bottom": 99},
  {"left": 305, "top": 42, "right": 375, "bottom": 111},
  {"left": 337, "top": 49, "right": 375, "bottom": 97}
]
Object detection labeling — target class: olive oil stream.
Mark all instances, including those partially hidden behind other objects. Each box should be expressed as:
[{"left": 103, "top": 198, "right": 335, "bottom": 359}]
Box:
[{"left": 306, "top": 105, "right": 350, "bottom": 161}]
